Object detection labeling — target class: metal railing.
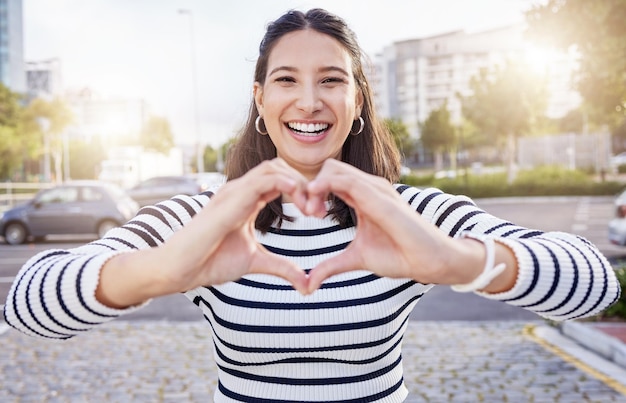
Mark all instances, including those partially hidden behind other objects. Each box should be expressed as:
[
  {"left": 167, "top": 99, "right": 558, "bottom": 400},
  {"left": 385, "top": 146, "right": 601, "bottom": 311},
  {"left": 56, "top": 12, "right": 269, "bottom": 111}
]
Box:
[{"left": 0, "top": 182, "right": 53, "bottom": 211}]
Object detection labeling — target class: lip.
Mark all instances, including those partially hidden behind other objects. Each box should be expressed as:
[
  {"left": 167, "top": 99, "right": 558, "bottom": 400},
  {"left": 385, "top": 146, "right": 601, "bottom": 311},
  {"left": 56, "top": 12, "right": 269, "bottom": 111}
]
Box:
[{"left": 285, "top": 122, "right": 332, "bottom": 144}]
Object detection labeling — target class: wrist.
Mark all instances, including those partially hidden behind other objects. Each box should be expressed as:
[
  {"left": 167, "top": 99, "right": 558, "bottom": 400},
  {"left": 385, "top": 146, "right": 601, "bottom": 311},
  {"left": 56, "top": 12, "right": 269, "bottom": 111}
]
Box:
[
  {"left": 96, "top": 248, "right": 172, "bottom": 308},
  {"left": 448, "top": 232, "right": 517, "bottom": 294}
]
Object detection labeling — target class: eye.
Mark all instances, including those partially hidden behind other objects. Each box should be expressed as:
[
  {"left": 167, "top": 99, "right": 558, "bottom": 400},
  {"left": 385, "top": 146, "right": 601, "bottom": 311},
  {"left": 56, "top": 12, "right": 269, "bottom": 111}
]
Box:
[
  {"left": 321, "top": 77, "right": 346, "bottom": 84},
  {"left": 275, "top": 76, "right": 296, "bottom": 83}
]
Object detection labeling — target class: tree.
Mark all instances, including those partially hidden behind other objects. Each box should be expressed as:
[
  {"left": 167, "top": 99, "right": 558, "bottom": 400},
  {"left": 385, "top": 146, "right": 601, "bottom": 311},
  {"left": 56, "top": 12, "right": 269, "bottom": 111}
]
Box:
[
  {"left": 525, "top": 0, "right": 626, "bottom": 128},
  {"left": 420, "top": 101, "right": 456, "bottom": 172},
  {"left": 203, "top": 145, "right": 219, "bottom": 172},
  {"left": 0, "top": 84, "right": 31, "bottom": 179},
  {"left": 459, "top": 60, "right": 548, "bottom": 183},
  {"left": 382, "top": 118, "right": 414, "bottom": 160},
  {"left": 68, "top": 138, "right": 107, "bottom": 180},
  {"left": 558, "top": 108, "right": 585, "bottom": 134},
  {"left": 24, "top": 97, "right": 74, "bottom": 182},
  {"left": 140, "top": 116, "right": 174, "bottom": 154}
]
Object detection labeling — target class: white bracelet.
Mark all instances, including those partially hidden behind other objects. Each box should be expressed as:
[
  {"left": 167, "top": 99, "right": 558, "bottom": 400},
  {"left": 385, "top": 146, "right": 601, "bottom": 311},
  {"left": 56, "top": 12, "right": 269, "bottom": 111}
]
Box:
[{"left": 450, "top": 232, "right": 507, "bottom": 293}]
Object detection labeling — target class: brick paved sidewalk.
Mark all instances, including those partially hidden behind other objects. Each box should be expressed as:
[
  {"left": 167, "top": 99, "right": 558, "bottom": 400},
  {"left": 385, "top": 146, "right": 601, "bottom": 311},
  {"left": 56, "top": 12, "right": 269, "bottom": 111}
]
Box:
[{"left": 1, "top": 320, "right": 624, "bottom": 402}]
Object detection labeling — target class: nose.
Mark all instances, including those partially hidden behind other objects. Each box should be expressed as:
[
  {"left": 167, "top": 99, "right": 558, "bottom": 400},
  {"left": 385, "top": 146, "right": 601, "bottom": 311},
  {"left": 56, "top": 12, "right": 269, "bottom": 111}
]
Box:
[{"left": 295, "top": 82, "right": 322, "bottom": 114}]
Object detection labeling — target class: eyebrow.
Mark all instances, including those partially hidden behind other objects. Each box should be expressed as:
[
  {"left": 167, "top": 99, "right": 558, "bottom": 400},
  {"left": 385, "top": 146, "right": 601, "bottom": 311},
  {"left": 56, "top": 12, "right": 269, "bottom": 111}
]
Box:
[{"left": 268, "top": 65, "right": 350, "bottom": 77}]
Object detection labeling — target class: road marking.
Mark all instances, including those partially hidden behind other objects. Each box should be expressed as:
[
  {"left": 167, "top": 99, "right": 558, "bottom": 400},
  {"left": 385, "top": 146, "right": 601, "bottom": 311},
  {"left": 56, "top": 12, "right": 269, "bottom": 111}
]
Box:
[
  {"left": 525, "top": 324, "right": 626, "bottom": 395},
  {"left": 0, "top": 276, "right": 15, "bottom": 283}
]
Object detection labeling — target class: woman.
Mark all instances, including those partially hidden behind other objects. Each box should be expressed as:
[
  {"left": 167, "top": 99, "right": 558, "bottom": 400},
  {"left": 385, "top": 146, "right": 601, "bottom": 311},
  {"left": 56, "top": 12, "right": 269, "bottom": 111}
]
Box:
[{"left": 5, "top": 8, "right": 619, "bottom": 402}]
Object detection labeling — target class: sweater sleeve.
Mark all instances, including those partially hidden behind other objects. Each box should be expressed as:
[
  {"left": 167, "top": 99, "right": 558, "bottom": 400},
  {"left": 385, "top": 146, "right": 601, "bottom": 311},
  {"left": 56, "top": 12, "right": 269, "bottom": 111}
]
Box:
[
  {"left": 3, "top": 193, "right": 212, "bottom": 339},
  {"left": 395, "top": 185, "right": 621, "bottom": 321}
]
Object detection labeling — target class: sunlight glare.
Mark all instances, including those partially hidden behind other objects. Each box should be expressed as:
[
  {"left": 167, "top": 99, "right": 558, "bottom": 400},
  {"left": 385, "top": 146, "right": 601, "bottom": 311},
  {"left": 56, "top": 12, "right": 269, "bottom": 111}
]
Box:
[{"left": 523, "top": 44, "right": 557, "bottom": 74}]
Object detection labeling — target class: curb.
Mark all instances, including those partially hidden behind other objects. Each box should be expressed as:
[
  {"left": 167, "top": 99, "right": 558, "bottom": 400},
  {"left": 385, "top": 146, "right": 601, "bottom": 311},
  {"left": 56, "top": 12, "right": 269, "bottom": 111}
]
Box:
[
  {"left": 529, "top": 324, "right": 626, "bottom": 394},
  {"left": 559, "top": 321, "right": 626, "bottom": 369}
]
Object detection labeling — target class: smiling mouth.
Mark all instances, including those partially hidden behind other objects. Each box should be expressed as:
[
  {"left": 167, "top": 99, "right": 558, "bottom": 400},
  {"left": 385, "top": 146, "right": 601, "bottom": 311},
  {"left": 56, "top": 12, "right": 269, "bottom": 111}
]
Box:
[{"left": 287, "top": 122, "right": 330, "bottom": 137}]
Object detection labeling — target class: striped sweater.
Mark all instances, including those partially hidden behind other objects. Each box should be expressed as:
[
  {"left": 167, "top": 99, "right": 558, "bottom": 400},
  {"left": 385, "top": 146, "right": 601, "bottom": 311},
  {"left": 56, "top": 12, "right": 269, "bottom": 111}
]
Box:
[{"left": 4, "top": 185, "right": 620, "bottom": 402}]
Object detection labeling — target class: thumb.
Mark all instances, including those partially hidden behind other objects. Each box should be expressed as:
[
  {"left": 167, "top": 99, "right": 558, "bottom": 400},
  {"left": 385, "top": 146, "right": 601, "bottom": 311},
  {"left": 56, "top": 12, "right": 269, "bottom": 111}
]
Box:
[
  {"left": 306, "top": 248, "right": 362, "bottom": 293},
  {"left": 249, "top": 249, "right": 310, "bottom": 295}
]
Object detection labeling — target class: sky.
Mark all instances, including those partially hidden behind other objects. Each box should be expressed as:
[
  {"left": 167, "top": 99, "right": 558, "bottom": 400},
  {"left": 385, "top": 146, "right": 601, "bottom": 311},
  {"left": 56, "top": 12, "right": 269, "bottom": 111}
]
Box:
[{"left": 24, "top": 0, "right": 547, "bottom": 147}]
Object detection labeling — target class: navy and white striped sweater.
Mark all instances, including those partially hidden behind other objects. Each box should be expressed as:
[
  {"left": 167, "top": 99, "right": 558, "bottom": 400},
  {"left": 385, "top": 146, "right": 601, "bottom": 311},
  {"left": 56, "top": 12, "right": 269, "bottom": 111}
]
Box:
[{"left": 4, "top": 185, "right": 620, "bottom": 402}]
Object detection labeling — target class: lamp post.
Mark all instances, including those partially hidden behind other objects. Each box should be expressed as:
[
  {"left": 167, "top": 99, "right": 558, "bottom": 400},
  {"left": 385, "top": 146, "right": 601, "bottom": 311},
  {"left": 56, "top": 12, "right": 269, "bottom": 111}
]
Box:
[
  {"left": 36, "top": 117, "right": 52, "bottom": 182},
  {"left": 178, "top": 9, "right": 204, "bottom": 173}
]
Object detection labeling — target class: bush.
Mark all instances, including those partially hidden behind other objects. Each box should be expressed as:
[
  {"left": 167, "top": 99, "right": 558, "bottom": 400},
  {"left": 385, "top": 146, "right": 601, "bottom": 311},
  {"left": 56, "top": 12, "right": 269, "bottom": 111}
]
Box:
[
  {"left": 400, "top": 166, "right": 624, "bottom": 199},
  {"left": 592, "top": 264, "right": 626, "bottom": 320}
]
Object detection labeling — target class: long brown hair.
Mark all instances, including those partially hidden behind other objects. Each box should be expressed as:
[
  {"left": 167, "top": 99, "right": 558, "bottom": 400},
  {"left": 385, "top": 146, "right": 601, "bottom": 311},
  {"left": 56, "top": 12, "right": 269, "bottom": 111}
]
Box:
[{"left": 225, "top": 8, "right": 401, "bottom": 232}]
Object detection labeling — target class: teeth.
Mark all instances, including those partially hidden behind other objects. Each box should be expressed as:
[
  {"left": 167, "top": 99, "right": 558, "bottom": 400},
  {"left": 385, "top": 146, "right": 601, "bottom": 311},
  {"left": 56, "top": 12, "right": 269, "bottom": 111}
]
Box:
[{"left": 288, "top": 122, "right": 329, "bottom": 135}]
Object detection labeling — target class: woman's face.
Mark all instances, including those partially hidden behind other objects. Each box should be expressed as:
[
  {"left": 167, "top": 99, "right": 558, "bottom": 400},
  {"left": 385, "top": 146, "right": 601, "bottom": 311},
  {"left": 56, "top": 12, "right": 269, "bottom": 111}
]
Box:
[{"left": 254, "top": 29, "right": 363, "bottom": 179}]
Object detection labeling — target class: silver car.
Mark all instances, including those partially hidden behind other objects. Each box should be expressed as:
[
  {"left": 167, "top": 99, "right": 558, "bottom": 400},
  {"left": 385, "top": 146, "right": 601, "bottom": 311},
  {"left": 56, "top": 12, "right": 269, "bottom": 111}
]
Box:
[
  {"left": 185, "top": 172, "right": 226, "bottom": 192},
  {"left": 0, "top": 181, "right": 139, "bottom": 245},
  {"left": 127, "top": 176, "right": 201, "bottom": 207},
  {"left": 608, "top": 189, "right": 626, "bottom": 246}
]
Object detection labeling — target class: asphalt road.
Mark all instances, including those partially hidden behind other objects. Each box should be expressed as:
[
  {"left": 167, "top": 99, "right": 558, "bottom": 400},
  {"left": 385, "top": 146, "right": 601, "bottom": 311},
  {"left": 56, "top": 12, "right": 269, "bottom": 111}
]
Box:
[{"left": 1, "top": 195, "right": 624, "bottom": 323}]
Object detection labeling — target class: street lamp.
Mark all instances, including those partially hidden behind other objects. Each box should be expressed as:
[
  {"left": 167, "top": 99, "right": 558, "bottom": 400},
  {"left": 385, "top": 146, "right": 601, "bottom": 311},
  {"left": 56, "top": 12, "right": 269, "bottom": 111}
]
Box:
[
  {"left": 36, "top": 117, "right": 52, "bottom": 182},
  {"left": 178, "top": 9, "right": 204, "bottom": 173}
]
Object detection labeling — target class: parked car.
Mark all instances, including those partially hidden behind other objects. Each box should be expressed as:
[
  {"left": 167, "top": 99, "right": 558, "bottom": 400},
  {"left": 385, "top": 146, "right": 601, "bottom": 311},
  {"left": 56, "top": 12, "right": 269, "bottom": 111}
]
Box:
[
  {"left": 611, "top": 152, "right": 626, "bottom": 169},
  {"left": 127, "top": 175, "right": 201, "bottom": 207},
  {"left": 0, "top": 181, "right": 139, "bottom": 245},
  {"left": 185, "top": 172, "right": 226, "bottom": 192},
  {"left": 608, "top": 189, "right": 626, "bottom": 246}
]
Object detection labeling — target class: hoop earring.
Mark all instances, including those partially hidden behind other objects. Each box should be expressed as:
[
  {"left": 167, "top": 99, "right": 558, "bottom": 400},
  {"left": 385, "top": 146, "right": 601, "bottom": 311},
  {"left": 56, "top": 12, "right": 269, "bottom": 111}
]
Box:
[
  {"left": 351, "top": 116, "right": 364, "bottom": 135},
  {"left": 255, "top": 116, "right": 268, "bottom": 135}
]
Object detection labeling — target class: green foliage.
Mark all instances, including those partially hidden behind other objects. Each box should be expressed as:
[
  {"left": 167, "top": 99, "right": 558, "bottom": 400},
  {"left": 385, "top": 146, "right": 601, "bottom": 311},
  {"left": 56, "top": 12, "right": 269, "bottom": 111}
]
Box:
[
  {"left": 0, "top": 126, "right": 22, "bottom": 179},
  {"left": 558, "top": 109, "right": 585, "bottom": 134},
  {"left": 595, "top": 265, "right": 626, "bottom": 320},
  {"left": 400, "top": 172, "right": 435, "bottom": 187},
  {"left": 0, "top": 83, "right": 22, "bottom": 127},
  {"left": 420, "top": 101, "right": 456, "bottom": 153},
  {"left": 383, "top": 118, "right": 414, "bottom": 158},
  {"left": 459, "top": 60, "right": 549, "bottom": 183},
  {"left": 203, "top": 145, "right": 219, "bottom": 172},
  {"left": 400, "top": 166, "right": 624, "bottom": 199},
  {"left": 19, "top": 97, "right": 74, "bottom": 181},
  {"left": 68, "top": 138, "right": 106, "bottom": 179},
  {"left": 434, "top": 172, "right": 510, "bottom": 199},
  {"left": 513, "top": 165, "right": 591, "bottom": 195},
  {"left": 203, "top": 138, "right": 237, "bottom": 173},
  {"left": 460, "top": 60, "right": 548, "bottom": 141},
  {"left": 140, "top": 116, "right": 174, "bottom": 154},
  {"left": 0, "top": 84, "right": 28, "bottom": 179},
  {"left": 26, "top": 97, "right": 73, "bottom": 135}
]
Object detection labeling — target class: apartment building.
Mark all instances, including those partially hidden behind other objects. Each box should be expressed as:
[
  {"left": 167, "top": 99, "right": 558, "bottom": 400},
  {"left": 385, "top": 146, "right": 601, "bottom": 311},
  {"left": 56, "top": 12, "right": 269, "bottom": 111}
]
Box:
[
  {"left": 372, "top": 23, "right": 579, "bottom": 140},
  {"left": 0, "top": 0, "right": 24, "bottom": 93},
  {"left": 26, "top": 58, "right": 62, "bottom": 100}
]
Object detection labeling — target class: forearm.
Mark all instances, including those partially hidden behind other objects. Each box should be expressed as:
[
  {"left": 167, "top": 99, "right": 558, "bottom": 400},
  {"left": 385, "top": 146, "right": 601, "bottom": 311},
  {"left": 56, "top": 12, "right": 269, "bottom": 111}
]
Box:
[
  {"left": 473, "top": 233, "right": 620, "bottom": 320},
  {"left": 95, "top": 248, "right": 173, "bottom": 309},
  {"left": 4, "top": 249, "right": 147, "bottom": 339},
  {"left": 443, "top": 236, "right": 518, "bottom": 293}
]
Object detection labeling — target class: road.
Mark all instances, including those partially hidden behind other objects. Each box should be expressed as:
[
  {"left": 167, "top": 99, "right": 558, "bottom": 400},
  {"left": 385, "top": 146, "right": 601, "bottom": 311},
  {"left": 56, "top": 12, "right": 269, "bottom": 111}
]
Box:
[{"left": 1, "top": 196, "right": 624, "bottom": 323}]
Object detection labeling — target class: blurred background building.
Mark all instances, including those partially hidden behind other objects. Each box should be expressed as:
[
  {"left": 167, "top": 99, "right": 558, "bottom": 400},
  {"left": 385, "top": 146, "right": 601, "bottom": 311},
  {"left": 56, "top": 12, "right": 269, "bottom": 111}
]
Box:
[
  {"left": 0, "top": 0, "right": 25, "bottom": 93},
  {"left": 26, "top": 58, "right": 62, "bottom": 100},
  {"left": 372, "top": 23, "right": 580, "bottom": 140}
]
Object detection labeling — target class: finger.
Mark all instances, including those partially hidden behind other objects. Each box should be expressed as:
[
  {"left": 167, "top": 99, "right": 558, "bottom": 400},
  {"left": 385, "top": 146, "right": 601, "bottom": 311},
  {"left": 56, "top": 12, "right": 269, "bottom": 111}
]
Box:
[
  {"left": 211, "top": 166, "right": 303, "bottom": 221},
  {"left": 306, "top": 248, "right": 363, "bottom": 293},
  {"left": 304, "top": 190, "right": 328, "bottom": 218},
  {"left": 249, "top": 249, "right": 310, "bottom": 295},
  {"left": 311, "top": 169, "right": 412, "bottom": 228},
  {"left": 251, "top": 158, "right": 312, "bottom": 209}
]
